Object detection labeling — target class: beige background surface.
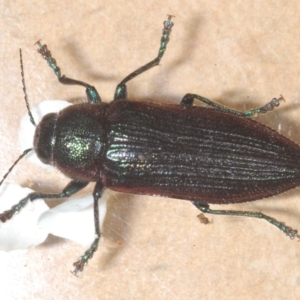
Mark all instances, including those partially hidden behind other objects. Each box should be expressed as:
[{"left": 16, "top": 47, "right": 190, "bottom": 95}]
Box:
[{"left": 1, "top": 1, "right": 300, "bottom": 299}]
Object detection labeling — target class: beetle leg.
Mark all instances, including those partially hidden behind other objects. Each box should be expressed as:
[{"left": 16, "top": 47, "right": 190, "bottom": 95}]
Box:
[
  {"left": 114, "top": 15, "right": 174, "bottom": 101},
  {"left": 193, "top": 202, "right": 300, "bottom": 240},
  {"left": 72, "top": 181, "right": 104, "bottom": 275},
  {"left": 181, "top": 93, "right": 285, "bottom": 117},
  {"left": 35, "top": 41, "right": 101, "bottom": 103},
  {"left": 0, "top": 180, "right": 88, "bottom": 222}
]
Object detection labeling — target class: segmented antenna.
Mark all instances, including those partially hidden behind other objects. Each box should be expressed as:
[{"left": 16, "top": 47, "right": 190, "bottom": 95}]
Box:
[
  {"left": 19, "top": 49, "right": 36, "bottom": 126},
  {"left": 0, "top": 50, "right": 36, "bottom": 187},
  {"left": 0, "top": 148, "right": 33, "bottom": 186}
]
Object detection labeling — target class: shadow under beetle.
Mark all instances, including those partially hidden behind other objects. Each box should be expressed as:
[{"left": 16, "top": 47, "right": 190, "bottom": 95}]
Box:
[{"left": 1, "top": 15, "right": 300, "bottom": 275}]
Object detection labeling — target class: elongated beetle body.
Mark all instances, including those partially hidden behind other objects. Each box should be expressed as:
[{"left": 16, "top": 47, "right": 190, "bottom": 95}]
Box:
[
  {"left": 1, "top": 16, "right": 300, "bottom": 275},
  {"left": 40, "top": 97, "right": 299, "bottom": 203}
]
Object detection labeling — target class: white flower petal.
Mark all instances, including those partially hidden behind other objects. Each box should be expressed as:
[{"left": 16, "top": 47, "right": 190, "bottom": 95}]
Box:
[
  {"left": 0, "top": 183, "right": 109, "bottom": 250},
  {"left": 38, "top": 191, "right": 109, "bottom": 247}
]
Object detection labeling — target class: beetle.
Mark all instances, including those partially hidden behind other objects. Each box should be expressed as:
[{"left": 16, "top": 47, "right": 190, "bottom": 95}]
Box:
[{"left": 1, "top": 15, "right": 300, "bottom": 275}]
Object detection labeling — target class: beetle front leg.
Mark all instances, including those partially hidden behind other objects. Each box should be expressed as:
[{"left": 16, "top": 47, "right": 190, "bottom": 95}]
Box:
[
  {"left": 193, "top": 202, "right": 300, "bottom": 240},
  {"left": 72, "top": 181, "right": 104, "bottom": 275},
  {"left": 0, "top": 180, "right": 88, "bottom": 222},
  {"left": 181, "top": 93, "right": 285, "bottom": 117},
  {"left": 35, "top": 41, "right": 101, "bottom": 103},
  {"left": 114, "top": 15, "right": 174, "bottom": 101}
]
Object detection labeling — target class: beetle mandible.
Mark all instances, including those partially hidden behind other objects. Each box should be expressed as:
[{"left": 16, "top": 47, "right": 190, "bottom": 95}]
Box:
[{"left": 1, "top": 15, "right": 300, "bottom": 275}]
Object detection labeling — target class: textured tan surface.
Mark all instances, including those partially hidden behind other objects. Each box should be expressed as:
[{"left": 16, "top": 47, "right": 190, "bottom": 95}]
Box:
[{"left": 1, "top": 1, "right": 300, "bottom": 299}]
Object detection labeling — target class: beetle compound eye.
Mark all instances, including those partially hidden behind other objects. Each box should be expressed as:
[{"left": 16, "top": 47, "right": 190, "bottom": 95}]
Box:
[{"left": 34, "top": 113, "right": 58, "bottom": 165}]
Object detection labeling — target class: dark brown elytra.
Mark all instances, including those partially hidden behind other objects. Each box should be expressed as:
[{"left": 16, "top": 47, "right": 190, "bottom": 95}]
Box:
[{"left": 1, "top": 16, "right": 299, "bottom": 275}]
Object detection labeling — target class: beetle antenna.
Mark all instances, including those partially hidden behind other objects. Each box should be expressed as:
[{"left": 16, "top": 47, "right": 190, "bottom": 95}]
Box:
[
  {"left": 0, "top": 52, "right": 36, "bottom": 186},
  {"left": 0, "top": 148, "right": 33, "bottom": 187},
  {"left": 20, "top": 49, "right": 36, "bottom": 127}
]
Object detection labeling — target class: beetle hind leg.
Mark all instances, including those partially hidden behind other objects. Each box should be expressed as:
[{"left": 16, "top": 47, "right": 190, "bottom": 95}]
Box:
[
  {"left": 193, "top": 202, "right": 299, "bottom": 240},
  {"left": 181, "top": 93, "right": 285, "bottom": 117}
]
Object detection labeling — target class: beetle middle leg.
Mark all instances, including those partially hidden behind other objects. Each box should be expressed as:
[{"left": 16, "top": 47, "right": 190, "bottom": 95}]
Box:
[
  {"left": 113, "top": 15, "right": 174, "bottom": 101},
  {"left": 72, "top": 181, "right": 104, "bottom": 275},
  {"left": 35, "top": 41, "right": 101, "bottom": 103},
  {"left": 181, "top": 93, "right": 285, "bottom": 117},
  {"left": 193, "top": 202, "right": 300, "bottom": 240}
]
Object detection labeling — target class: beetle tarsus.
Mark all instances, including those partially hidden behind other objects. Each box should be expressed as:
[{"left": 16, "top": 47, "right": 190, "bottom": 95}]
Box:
[
  {"left": 285, "top": 227, "right": 299, "bottom": 240},
  {"left": 0, "top": 210, "right": 13, "bottom": 222},
  {"left": 35, "top": 41, "right": 61, "bottom": 78},
  {"left": 246, "top": 95, "right": 285, "bottom": 116},
  {"left": 71, "top": 237, "right": 100, "bottom": 276},
  {"left": 0, "top": 198, "right": 29, "bottom": 222}
]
